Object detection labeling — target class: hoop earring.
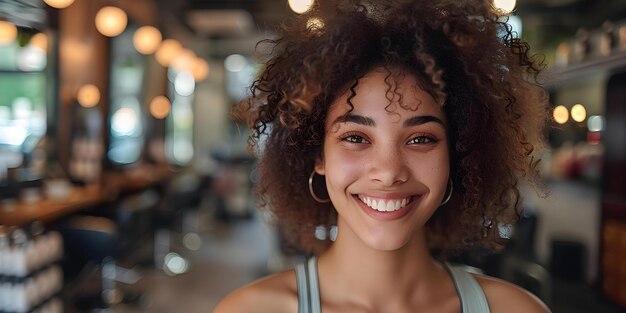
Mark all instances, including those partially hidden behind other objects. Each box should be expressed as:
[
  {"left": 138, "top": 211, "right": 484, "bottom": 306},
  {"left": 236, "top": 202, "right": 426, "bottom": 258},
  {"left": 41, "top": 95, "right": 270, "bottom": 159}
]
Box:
[
  {"left": 309, "top": 170, "right": 331, "bottom": 203},
  {"left": 440, "top": 178, "right": 453, "bottom": 206}
]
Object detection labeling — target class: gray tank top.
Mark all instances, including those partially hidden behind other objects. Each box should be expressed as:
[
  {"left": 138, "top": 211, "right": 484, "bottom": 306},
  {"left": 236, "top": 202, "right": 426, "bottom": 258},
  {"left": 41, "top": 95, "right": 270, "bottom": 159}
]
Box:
[{"left": 295, "top": 256, "right": 491, "bottom": 313}]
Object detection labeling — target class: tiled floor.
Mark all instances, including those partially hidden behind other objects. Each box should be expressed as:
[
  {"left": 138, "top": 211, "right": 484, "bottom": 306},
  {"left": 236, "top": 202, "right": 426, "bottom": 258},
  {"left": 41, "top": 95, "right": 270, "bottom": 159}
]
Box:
[{"left": 75, "top": 211, "right": 623, "bottom": 313}]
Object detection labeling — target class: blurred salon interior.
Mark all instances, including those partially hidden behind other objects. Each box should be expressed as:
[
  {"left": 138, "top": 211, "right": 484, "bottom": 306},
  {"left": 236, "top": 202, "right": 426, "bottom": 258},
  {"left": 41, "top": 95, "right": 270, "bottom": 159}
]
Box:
[{"left": 0, "top": 0, "right": 625, "bottom": 312}]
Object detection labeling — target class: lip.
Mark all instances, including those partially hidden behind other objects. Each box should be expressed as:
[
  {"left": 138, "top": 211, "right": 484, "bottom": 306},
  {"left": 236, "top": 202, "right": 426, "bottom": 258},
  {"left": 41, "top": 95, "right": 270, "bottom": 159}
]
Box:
[{"left": 352, "top": 194, "right": 419, "bottom": 221}]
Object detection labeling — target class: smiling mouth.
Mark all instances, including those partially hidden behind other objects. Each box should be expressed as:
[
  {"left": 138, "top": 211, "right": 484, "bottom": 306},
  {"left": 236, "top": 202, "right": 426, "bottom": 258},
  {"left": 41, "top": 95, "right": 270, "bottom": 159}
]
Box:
[{"left": 356, "top": 195, "right": 414, "bottom": 212}]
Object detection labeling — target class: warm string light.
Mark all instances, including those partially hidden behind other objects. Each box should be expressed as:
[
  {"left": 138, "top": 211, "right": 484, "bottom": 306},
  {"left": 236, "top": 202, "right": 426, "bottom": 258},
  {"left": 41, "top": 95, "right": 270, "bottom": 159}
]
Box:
[
  {"left": 95, "top": 6, "right": 127, "bottom": 37},
  {"left": 0, "top": 20, "right": 17, "bottom": 46}
]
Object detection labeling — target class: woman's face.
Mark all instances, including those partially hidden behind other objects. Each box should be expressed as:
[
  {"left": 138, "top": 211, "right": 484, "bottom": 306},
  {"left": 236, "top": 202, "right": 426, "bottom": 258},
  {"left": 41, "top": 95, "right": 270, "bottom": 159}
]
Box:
[{"left": 315, "top": 68, "right": 450, "bottom": 251}]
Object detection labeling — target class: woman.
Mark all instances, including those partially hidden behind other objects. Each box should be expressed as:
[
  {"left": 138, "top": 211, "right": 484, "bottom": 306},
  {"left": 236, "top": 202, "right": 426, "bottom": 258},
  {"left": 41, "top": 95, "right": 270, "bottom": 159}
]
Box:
[{"left": 215, "top": 0, "right": 550, "bottom": 312}]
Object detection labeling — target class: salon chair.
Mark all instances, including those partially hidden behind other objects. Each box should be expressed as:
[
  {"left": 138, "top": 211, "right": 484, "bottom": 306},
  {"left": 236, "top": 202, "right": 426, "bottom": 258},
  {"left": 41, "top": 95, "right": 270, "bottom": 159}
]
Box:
[
  {"left": 500, "top": 254, "right": 552, "bottom": 307},
  {"left": 499, "top": 211, "right": 552, "bottom": 307},
  {"left": 61, "top": 189, "right": 159, "bottom": 310},
  {"left": 60, "top": 216, "right": 119, "bottom": 310},
  {"left": 153, "top": 172, "right": 204, "bottom": 273}
]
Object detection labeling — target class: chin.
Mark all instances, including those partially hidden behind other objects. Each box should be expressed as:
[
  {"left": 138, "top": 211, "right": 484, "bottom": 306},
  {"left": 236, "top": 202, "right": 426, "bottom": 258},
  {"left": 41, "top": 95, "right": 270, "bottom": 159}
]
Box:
[{"left": 360, "top": 232, "right": 415, "bottom": 252}]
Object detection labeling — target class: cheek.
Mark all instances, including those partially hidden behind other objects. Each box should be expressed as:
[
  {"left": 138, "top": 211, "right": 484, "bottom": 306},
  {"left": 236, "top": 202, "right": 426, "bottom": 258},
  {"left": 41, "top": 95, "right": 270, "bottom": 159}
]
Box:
[
  {"left": 410, "top": 150, "right": 450, "bottom": 186},
  {"left": 431, "top": 153, "right": 450, "bottom": 193},
  {"left": 326, "top": 150, "right": 361, "bottom": 172},
  {"left": 323, "top": 148, "right": 364, "bottom": 189}
]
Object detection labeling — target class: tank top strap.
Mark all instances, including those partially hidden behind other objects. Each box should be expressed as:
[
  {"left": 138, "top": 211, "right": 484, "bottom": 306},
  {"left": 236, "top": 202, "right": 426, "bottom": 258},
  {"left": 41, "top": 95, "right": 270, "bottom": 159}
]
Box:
[
  {"left": 446, "top": 263, "right": 491, "bottom": 313},
  {"left": 297, "top": 259, "right": 489, "bottom": 313},
  {"left": 295, "top": 256, "right": 322, "bottom": 313}
]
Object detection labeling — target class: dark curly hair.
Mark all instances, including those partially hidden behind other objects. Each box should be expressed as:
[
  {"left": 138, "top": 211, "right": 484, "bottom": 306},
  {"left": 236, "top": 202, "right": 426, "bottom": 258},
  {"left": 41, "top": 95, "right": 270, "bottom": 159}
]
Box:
[{"left": 236, "top": 0, "right": 549, "bottom": 255}]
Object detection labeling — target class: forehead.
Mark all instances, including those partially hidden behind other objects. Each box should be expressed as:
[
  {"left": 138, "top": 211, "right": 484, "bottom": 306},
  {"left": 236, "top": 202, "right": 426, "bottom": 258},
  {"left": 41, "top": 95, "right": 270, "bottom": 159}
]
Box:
[{"left": 327, "top": 69, "right": 443, "bottom": 119}]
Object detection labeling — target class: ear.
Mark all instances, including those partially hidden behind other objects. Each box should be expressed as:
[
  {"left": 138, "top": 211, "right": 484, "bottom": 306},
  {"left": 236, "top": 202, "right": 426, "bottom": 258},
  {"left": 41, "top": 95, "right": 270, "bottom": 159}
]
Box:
[{"left": 314, "top": 155, "right": 325, "bottom": 175}]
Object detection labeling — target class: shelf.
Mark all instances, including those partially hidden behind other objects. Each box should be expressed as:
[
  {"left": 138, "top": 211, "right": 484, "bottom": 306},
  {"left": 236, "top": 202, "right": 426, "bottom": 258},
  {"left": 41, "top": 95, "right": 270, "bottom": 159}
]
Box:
[{"left": 548, "top": 50, "right": 626, "bottom": 86}]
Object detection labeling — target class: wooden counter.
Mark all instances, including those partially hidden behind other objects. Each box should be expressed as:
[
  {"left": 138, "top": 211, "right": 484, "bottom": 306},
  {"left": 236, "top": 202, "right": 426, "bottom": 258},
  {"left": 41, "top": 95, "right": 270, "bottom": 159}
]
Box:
[
  {"left": 0, "top": 186, "right": 104, "bottom": 226},
  {"left": 0, "top": 164, "right": 174, "bottom": 227}
]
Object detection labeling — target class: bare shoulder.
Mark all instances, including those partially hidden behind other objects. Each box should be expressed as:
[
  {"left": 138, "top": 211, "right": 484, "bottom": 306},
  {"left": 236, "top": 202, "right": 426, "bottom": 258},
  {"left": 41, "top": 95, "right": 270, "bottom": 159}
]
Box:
[
  {"left": 212, "top": 269, "right": 298, "bottom": 313},
  {"left": 473, "top": 274, "right": 551, "bottom": 313}
]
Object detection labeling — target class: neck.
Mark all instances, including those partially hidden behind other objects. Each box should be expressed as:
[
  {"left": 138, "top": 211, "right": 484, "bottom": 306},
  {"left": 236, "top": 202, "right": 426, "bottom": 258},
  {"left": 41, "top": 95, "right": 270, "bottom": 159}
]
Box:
[{"left": 317, "top": 219, "right": 445, "bottom": 310}]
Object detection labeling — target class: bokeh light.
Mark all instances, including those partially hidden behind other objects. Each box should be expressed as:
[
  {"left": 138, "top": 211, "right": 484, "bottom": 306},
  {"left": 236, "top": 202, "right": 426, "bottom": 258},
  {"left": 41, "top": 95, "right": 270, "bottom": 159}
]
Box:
[
  {"left": 149, "top": 96, "right": 171, "bottom": 119},
  {"left": 156, "top": 39, "right": 182, "bottom": 67},
  {"left": 30, "top": 33, "right": 48, "bottom": 52},
  {"left": 95, "top": 6, "right": 128, "bottom": 37},
  {"left": 224, "top": 54, "right": 246, "bottom": 72},
  {"left": 133, "top": 26, "right": 162, "bottom": 55},
  {"left": 0, "top": 20, "right": 17, "bottom": 46},
  {"left": 288, "top": 0, "right": 314, "bottom": 14},
  {"left": 192, "top": 58, "right": 210, "bottom": 82},
  {"left": 553, "top": 105, "right": 569, "bottom": 124},
  {"left": 43, "top": 0, "right": 75, "bottom": 9},
  {"left": 571, "top": 104, "right": 587, "bottom": 122},
  {"left": 77, "top": 84, "right": 100, "bottom": 108},
  {"left": 493, "top": 0, "right": 516, "bottom": 14}
]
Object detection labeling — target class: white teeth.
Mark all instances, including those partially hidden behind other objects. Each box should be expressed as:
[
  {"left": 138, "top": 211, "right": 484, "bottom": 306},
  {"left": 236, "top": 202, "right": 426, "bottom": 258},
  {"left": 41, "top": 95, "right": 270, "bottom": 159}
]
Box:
[
  {"left": 385, "top": 202, "right": 395, "bottom": 212},
  {"left": 357, "top": 195, "right": 411, "bottom": 212},
  {"left": 376, "top": 201, "right": 386, "bottom": 212}
]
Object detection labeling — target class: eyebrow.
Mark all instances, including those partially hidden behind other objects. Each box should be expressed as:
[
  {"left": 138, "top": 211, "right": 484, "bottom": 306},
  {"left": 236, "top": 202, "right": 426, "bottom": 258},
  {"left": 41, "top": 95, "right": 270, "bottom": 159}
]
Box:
[
  {"left": 403, "top": 115, "right": 445, "bottom": 127},
  {"left": 332, "top": 114, "right": 375, "bottom": 127},
  {"left": 331, "top": 113, "right": 445, "bottom": 128}
]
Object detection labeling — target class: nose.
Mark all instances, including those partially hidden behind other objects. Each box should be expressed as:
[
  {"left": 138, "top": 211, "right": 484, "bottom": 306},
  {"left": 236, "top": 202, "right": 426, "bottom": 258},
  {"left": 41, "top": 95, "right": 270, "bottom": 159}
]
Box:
[{"left": 367, "top": 146, "right": 410, "bottom": 187}]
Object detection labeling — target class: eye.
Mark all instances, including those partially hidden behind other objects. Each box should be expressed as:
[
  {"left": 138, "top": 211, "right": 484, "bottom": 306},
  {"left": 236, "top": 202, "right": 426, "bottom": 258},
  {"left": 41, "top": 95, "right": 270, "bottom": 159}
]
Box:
[
  {"left": 407, "top": 135, "right": 437, "bottom": 145},
  {"left": 342, "top": 133, "right": 370, "bottom": 144}
]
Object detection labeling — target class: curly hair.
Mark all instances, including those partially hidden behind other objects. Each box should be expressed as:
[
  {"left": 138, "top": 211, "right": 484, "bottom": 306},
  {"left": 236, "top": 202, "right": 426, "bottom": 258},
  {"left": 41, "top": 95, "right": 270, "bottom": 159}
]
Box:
[{"left": 236, "top": 0, "right": 549, "bottom": 255}]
